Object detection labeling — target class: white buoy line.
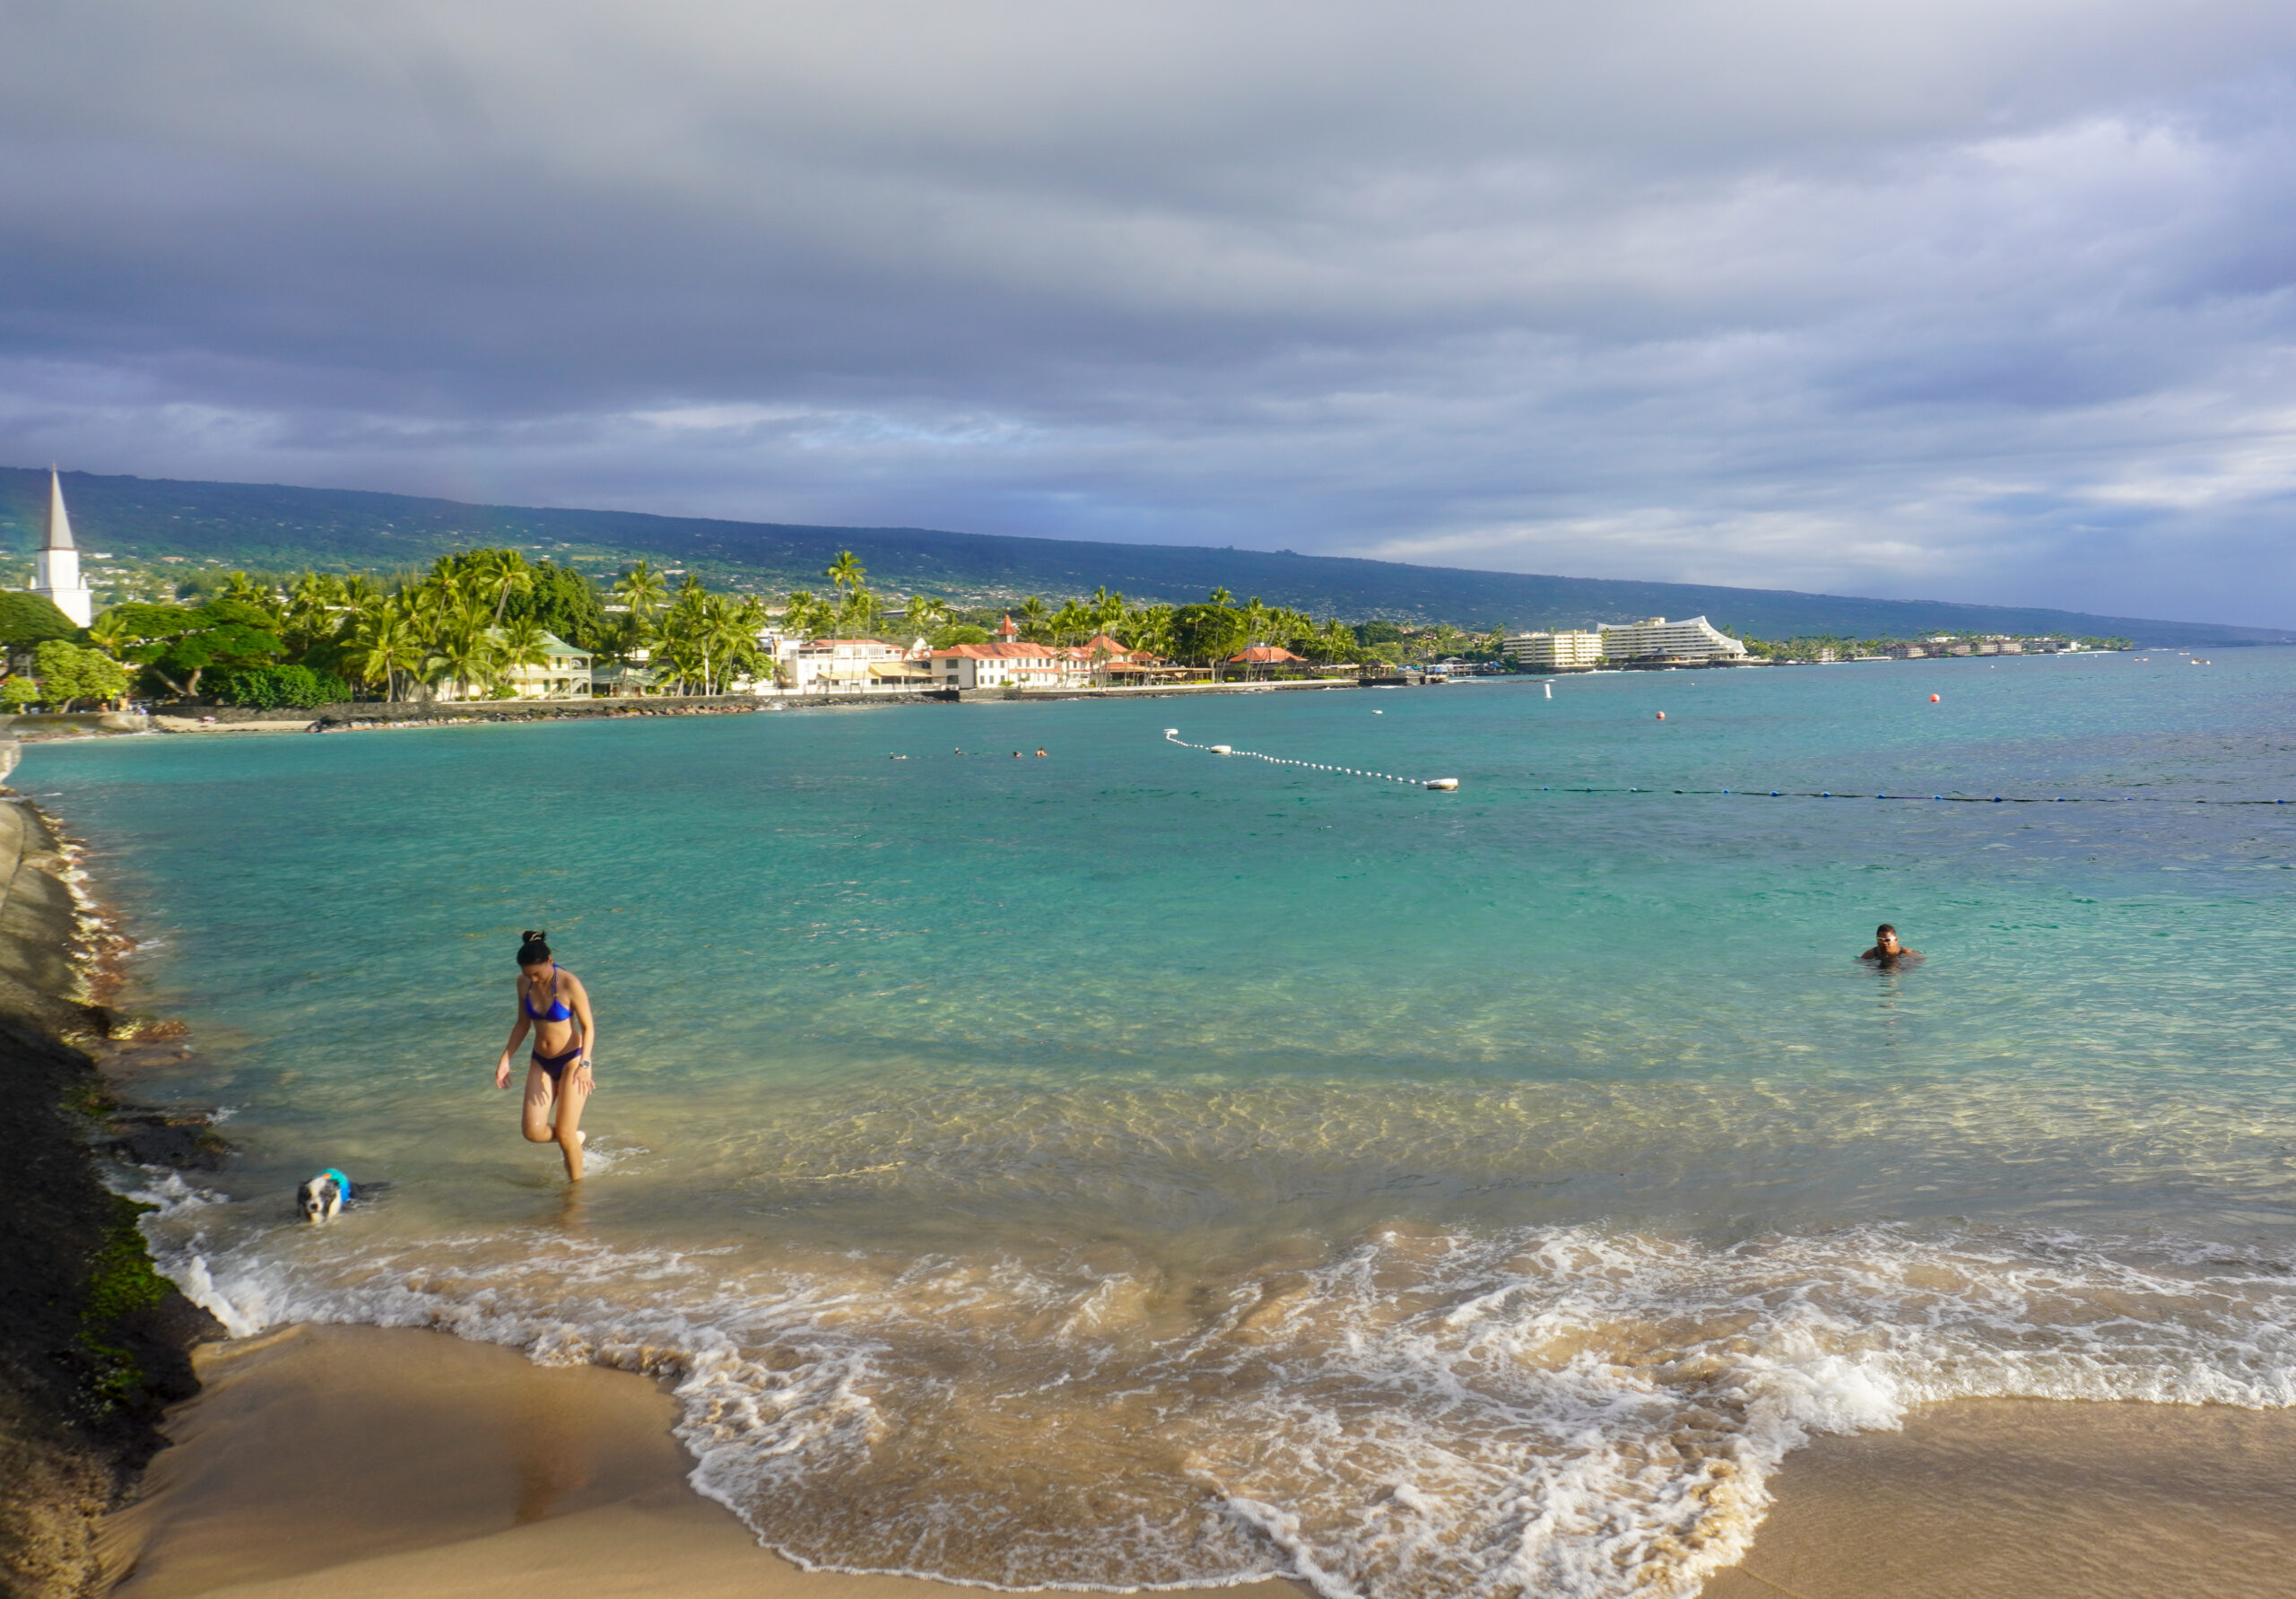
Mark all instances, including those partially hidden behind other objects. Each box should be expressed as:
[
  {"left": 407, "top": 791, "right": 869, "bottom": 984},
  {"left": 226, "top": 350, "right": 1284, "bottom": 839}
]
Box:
[{"left": 1164, "top": 729, "right": 1459, "bottom": 790}]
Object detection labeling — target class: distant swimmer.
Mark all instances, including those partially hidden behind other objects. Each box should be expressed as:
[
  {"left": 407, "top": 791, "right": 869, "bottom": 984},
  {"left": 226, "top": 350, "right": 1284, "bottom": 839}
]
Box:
[
  {"left": 1036, "top": 748, "right": 1048, "bottom": 757},
  {"left": 1013, "top": 751, "right": 1023, "bottom": 759},
  {"left": 1860, "top": 924, "right": 1922, "bottom": 965},
  {"left": 495, "top": 931, "right": 596, "bottom": 1181}
]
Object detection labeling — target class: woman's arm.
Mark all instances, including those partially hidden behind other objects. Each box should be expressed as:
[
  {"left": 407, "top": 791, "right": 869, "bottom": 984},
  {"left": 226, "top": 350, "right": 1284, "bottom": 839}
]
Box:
[
  {"left": 565, "top": 972, "right": 597, "bottom": 1092},
  {"left": 496, "top": 990, "right": 534, "bottom": 1089}
]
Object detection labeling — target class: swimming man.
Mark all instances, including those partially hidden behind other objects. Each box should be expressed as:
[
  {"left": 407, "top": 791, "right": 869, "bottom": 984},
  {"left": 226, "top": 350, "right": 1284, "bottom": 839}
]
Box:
[{"left": 1860, "top": 924, "right": 1921, "bottom": 964}]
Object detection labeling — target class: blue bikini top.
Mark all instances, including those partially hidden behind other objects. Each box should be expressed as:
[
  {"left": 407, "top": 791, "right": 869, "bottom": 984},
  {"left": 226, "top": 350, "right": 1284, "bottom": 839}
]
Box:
[{"left": 525, "top": 965, "right": 573, "bottom": 1022}]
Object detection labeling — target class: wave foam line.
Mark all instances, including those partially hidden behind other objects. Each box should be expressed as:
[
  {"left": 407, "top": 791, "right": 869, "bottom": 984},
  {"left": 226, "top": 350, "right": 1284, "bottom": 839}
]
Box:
[{"left": 132, "top": 1212, "right": 2296, "bottom": 1599}]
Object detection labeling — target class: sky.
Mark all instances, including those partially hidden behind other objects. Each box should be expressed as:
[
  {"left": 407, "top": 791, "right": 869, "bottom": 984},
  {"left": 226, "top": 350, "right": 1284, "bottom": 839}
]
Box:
[{"left": 4, "top": 1, "right": 2295, "bottom": 623}]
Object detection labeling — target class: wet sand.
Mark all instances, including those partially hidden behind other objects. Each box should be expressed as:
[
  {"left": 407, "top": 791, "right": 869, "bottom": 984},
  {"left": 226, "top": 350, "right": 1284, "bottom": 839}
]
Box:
[
  {"left": 1701, "top": 1397, "right": 2296, "bottom": 1599},
  {"left": 100, "top": 1322, "right": 2296, "bottom": 1599},
  {"left": 100, "top": 1324, "right": 1311, "bottom": 1599}
]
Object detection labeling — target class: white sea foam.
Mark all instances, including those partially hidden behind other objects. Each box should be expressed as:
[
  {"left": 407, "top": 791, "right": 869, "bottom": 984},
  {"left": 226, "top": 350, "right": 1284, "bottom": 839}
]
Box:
[
  {"left": 112, "top": 1165, "right": 224, "bottom": 1218},
  {"left": 137, "top": 1214, "right": 2296, "bottom": 1599}
]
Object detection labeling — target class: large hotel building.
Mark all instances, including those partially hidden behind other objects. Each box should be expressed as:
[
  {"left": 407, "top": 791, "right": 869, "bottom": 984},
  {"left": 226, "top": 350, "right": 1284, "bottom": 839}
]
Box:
[{"left": 1506, "top": 616, "right": 1748, "bottom": 669}]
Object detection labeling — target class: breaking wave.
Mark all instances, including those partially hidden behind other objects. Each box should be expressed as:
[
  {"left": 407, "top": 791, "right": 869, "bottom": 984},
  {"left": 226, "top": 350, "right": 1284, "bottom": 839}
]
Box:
[{"left": 147, "top": 1213, "right": 2296, "bottom": 1598}]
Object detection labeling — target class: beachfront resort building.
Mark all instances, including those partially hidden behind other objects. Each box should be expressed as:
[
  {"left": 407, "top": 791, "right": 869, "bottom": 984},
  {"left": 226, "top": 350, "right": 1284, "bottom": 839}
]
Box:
[
  {"left": 1504, "top": 630, "right": 1605, "bottom": 670},
  {"left": 1597, "top": 617, "right": 1748, "bottom": 665},
  {"left": 33, "top": 470, "right": 93, "bottom": 628}
]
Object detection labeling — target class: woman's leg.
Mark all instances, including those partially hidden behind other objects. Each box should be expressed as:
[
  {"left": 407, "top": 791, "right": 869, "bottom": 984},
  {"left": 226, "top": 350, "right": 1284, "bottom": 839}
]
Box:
[
  {"left": 551, "top": 1068, "right": 591, "bottom": 1180},
  {"left": 522, "top": 1063, "right": 560, "bottom": 1144}
]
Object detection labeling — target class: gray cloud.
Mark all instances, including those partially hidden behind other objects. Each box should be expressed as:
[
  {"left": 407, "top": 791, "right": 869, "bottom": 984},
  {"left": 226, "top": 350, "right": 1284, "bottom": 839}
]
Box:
[{"left": 4, "top": 0, "right": 2295, "bottom": 621}]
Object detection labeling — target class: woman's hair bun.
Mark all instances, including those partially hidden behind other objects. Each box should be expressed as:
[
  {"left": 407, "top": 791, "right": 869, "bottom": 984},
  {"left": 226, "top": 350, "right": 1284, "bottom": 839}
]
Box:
[
  {"left": 517, "top": 929, "right": 553, "bottom": 966},
  {"left": 522, "top": 929, "right": 548, "bottom": 943}
]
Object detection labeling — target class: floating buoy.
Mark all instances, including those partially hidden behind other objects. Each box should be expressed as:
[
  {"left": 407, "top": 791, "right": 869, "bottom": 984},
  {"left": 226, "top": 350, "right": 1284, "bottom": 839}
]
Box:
[
  {"left": 1656, "top": 711, "right": 1665, "bottom": 720},
  {"left": 1373, "top": 709, "right": 1384, "bottom": 715},
  {"left": 1544, "top": 682, "right": 1552, "bottom": 699},
  {"left": 1426, "top": 778, "right": 1459, "bottom": 791},
  {"left": 1930, "top": 694, "right": 1941, "bottom": 703},
  {"left": 1211, "top": 744, "right": 1232, "bottom": 755}
]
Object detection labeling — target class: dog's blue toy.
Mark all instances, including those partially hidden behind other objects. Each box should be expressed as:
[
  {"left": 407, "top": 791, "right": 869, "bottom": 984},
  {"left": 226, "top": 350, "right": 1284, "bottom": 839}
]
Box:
[{"left": 320, "top": 1169, "right": 352, "bottom": 1200}]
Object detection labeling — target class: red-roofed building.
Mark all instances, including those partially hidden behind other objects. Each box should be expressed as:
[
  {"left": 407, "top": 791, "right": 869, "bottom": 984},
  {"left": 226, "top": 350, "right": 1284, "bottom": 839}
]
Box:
[
  {"left": 932, "top": 640, "right": 1088, "bottom": 689},
  {"left": 932, "top": 630, "right": 1175, "bottom": 689},
  {"left": 1228, "top": 646, "right": 1309, "bottom": 665}
]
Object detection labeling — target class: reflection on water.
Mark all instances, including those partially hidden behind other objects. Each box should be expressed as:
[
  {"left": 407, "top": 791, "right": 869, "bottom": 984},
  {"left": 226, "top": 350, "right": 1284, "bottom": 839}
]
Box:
[{"left": 46, "top": 650, "right": 2296, "bottom": 1598}]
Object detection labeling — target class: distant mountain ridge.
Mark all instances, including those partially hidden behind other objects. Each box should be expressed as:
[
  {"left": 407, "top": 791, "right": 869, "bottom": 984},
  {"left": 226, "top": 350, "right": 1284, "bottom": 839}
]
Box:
[{"left": 4, "top": 465, "right": 2287, "bottom": 646}]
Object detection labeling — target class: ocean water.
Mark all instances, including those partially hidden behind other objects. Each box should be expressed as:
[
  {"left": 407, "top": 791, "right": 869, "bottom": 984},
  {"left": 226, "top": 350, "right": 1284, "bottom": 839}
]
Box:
[{"left": 33, "top": 649, "right": 2296, "bottom": 1597}]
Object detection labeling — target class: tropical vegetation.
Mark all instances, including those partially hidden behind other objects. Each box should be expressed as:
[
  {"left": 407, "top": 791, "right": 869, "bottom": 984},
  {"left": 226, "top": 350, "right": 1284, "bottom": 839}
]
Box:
[{"left": 2, "top": 539, "right": 1527, "bottom": 711}]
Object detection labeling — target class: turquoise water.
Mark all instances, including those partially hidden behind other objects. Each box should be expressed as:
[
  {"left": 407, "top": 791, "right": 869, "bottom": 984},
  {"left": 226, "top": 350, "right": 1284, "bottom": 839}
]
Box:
[{"left": 34, "top": 650, "right": 2296, "bottom": 1597}]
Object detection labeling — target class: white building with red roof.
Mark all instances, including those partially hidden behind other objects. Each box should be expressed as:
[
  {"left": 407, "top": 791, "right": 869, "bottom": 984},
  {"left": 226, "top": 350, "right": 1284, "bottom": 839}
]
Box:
[{"left": 930, "top": 617, "right": 1166, "bottom": 689}]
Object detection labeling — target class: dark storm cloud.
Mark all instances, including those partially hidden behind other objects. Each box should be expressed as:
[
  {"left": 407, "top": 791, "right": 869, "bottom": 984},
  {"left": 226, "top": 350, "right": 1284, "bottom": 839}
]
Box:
[{"left": 4, "top": 0, "right": 2296, "bottom": 621}]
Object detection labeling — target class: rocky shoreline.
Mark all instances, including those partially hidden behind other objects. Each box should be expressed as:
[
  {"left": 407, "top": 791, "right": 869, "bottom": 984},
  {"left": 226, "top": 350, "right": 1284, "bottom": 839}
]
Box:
[{"left": 0, "top": 792, "right": 225, "bottom": 1599}]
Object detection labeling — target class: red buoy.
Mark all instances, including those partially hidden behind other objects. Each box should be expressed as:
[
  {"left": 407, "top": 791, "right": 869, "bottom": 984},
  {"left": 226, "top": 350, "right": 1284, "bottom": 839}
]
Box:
[
  {"left": 1930, "top": 694, "right": 1941, "bottom": 703},
  {"left": 1656, "top": 711, "right": 1665, "bottom": 720}
]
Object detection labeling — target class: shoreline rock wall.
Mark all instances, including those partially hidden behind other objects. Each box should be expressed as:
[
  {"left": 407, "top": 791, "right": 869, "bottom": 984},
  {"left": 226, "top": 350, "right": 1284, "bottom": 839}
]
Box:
[{"left": 0, "top": 800, "right": 221, "bottom": 1599}]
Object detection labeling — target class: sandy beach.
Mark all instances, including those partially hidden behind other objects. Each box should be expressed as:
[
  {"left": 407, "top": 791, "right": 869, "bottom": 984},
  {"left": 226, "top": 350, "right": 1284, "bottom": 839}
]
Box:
[
  {"left": 1700, "top": 1398, "right": 2296, "bottom": 1599},
  {"left": 95, "top": 1321, "right": 2296, "bottom": 1599},
  {"left": 99, "top": 1325, "right": 1312, "bottom": 1599}
]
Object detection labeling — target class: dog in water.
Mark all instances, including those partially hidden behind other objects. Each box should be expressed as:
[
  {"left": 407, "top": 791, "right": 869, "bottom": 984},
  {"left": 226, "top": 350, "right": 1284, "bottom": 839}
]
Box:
[{"left": 297, "top": 1168, "right": 356, "bottom": 1223}]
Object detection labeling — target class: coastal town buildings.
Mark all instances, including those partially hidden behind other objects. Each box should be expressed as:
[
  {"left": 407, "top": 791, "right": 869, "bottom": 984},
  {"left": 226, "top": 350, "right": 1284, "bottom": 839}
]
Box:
[
  {"left": 1226, "top": 645, "right": 1309, "bottom": 677},
  {"left": 438, "top": 628, "right": 592, "bottom": 699},
  {"left": 786, "top": 637, "right": 928, "bottom": 692},
  {"left": 931, "top": 618, "right": 1169, "bottom": 689},
  {"left": 1504, "top": 630, "right": 1605, "bottom": 670},
  {"left": 590, "top": 662, "right": 659, "bottom": 695},
  {"left": 33, "top": 470, "right": 93, "bottom": 627},
  {"left": 1597, "top": 616, "right": 1748, "bottom": 665}
]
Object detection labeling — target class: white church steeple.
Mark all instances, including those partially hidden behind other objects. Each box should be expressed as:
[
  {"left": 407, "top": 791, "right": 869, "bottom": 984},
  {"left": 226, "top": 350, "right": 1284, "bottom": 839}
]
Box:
[{"left": 34, "top": 469, "right": 92, "bottom": 627}]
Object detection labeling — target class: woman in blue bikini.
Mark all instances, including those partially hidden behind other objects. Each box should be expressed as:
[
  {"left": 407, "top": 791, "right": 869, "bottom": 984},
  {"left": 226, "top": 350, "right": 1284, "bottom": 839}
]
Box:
[{"left": 494, "top": 931, "right": 597, "bottom": 1180}]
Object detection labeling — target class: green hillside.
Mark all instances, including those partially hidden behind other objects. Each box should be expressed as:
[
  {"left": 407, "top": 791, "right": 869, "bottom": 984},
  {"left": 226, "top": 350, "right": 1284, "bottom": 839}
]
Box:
[{"left": 4, "top": 465, "right": 2285, "bottom": 645}]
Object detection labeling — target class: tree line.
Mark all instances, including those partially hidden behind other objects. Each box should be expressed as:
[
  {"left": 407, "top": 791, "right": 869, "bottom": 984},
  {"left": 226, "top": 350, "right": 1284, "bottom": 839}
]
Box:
[{"left": 0, "top": 544, "right": 1515, "bottom": 709}]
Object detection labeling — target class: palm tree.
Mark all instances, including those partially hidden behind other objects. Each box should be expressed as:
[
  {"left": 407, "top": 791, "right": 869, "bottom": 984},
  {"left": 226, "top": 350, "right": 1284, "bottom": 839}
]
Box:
[
  {"left": 1241, "top": 597, "right": 1269, "bottom": 647},
  {"left": 1019, "top": 595, "right": 1048, "bottom": 639},
  {"left": 351, "top": 609, "right": 422, "bottom": 702},
  {"left": 838, "top": 586, "right": 881, "bottom": 639},
  {"left": 781, "top": 589, "right": 828, "bottom": 639},
  {"left": 498, "top": 616, "right": 554, "bottom": 693},
  {"left": 221, "top": 570, "right": 272, "bottom": 605},
  {"left": 85, "top": 609, "right": 135, "bottom": 661},
  {"left": 1206, "top": 587, "right": 1233, "bottom": 609},
  {"left": 1089, "top": 587, "right": 1124, "bottom": 637},
  {"left": 474, "top": 549, "right": 534, "bottom": 626},
  {"left": 430, "top": 626, "right": 502, "bottom": 700},
  {"left": 825, "top": 551, "right": 866, "bottom": 595},
  {"left": 283, "top": 572, "right": 346, "bottom": 654},
  {"left": 906, "top": 595, "right": 951, "bottom": 636},
  {"left": 614, "top": 561, "right": 668, "bottom": 625},
  {"left": 1051, "top": 600, "right": 1089, "bottom": 647},
  {"left": 708, "top": 595, "right": 767, "bottom": 692},
  {"left": 1119, "top": 604, "right": 1175, "bottom": 659}
]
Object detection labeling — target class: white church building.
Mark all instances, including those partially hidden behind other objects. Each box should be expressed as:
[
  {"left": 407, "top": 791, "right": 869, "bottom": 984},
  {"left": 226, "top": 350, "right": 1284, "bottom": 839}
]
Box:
[{"left": 34, "top": 470, "right": 93, "bottom": 627}]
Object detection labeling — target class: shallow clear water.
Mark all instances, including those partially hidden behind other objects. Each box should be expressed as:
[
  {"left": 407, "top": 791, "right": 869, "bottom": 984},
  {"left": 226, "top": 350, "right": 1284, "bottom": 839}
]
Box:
[{"left": 33, "top": 649, "right": 2296, "bottom": 1597}]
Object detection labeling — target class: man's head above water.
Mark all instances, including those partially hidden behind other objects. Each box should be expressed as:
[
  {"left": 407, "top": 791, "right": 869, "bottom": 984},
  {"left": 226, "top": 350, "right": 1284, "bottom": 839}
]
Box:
[{"left": 1863, "top": 923, "right": 1920, "bottom": 961}]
